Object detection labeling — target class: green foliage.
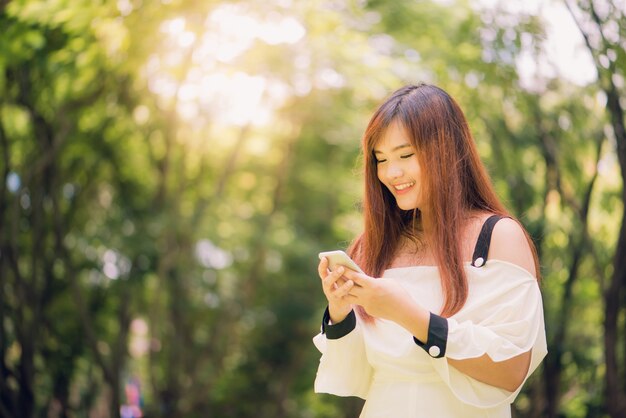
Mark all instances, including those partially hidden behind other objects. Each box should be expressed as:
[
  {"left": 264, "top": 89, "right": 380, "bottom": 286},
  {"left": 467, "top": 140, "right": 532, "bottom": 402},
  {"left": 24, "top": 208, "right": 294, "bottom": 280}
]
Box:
[{"left": 0, "top": 0, "right": 624, "bottom": 417}]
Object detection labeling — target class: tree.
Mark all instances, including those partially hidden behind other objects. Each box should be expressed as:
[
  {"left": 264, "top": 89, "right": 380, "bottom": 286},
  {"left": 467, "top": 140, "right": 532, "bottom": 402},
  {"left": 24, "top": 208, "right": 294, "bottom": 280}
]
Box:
[
  {"left": 1, "top": 0, "right": 621, "bottom": 417},
  {"left": 565, "top": 1, "right": 626, "bottom": 416}
]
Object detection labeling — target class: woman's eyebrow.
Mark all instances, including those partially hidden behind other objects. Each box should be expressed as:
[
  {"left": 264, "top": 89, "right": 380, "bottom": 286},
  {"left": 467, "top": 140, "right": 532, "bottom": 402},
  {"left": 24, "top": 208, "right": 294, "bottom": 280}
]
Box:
[{"left": 373, "top": 144, "right": 413, "bottom": 154}]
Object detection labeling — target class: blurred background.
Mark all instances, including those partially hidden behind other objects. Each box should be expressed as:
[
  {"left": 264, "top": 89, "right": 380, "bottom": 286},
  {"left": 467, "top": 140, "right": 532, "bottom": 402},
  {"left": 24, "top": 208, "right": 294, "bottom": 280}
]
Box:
[{"left": 1, "top": 0, "right": 625, "bottom": 417}]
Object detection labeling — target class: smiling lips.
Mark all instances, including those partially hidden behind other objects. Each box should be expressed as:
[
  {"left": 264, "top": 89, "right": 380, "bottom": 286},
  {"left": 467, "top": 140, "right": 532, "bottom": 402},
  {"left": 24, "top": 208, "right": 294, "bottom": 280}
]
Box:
[{"left": 393, "top": 181, "right": 415, "bottom": 193}]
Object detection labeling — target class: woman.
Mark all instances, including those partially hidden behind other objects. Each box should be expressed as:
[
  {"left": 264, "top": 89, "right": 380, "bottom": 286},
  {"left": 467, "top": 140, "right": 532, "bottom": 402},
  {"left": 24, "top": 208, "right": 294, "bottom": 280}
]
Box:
[{"left": 313, "top": 84, "right": 547, "bottom": 417}]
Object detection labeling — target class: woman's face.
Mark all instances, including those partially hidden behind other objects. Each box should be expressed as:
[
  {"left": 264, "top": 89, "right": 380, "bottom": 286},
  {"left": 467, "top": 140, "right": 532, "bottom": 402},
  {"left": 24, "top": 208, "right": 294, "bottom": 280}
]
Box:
[{"left": 374, "top": 121, "right": 424, "bottom": 211}]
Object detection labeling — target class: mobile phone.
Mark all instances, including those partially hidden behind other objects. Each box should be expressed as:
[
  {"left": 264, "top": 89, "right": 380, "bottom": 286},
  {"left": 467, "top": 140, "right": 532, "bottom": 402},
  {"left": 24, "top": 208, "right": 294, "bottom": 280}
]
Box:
[{"left": 318, "top": 250, "right": 364, "bottom": 274}]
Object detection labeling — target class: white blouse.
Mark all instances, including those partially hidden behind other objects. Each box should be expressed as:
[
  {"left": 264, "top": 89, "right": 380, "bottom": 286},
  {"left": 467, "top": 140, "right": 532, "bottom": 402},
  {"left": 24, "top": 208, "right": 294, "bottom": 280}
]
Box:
[{"left": 313, "top": 260, "right": 547, "bottom": 418}]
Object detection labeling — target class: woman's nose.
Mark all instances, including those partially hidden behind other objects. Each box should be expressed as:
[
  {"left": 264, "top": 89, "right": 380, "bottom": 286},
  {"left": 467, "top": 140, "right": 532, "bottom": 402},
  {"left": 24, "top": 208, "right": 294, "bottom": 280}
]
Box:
[{"left": 387, "top": 163, "right": 403, "bottom": 178}]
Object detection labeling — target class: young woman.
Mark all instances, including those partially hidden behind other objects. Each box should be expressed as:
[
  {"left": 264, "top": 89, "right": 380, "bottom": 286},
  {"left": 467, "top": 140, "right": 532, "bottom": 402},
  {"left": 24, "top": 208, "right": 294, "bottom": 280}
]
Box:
[{"left": 313, "top": 84, "right": 547, "bottom": 417}]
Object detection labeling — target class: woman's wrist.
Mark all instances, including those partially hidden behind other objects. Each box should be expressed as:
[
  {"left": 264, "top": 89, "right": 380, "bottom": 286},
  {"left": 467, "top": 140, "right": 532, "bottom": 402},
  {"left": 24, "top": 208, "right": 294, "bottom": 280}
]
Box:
[
  {"left": 392, "top": 298, "right": 430, "bottom": 343},
  {"left": 328, "top": 304, "right": 351, "bottom": 324}
]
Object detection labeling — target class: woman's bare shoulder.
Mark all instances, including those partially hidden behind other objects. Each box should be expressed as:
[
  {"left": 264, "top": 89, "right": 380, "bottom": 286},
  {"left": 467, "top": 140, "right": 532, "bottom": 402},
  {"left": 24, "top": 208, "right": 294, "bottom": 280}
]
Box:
[{"left": 489, "top": 217, "right": 537, "bottom": 277}]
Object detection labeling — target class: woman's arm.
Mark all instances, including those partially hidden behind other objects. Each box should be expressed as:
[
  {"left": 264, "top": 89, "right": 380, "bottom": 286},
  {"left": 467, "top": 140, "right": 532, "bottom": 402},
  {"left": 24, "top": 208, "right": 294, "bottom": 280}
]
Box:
[
  {"left": 344, "top": 218, "right": 537, "bottom": 392},
  {"left": 444, "top": 218, "right": 534, "bottom": 391},
  {"left": 389, "top": 290, "right": 531, "bottom": 392},
  {"left": 447, "top": 352, "right": 531, "bottom": 392}
]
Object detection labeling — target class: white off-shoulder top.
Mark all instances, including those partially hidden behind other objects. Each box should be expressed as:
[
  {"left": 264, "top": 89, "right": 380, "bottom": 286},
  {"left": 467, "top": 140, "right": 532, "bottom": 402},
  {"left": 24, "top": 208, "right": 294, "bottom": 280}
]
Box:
[{"left": 313, "top": 259, "right": 547, "bottom": 418}]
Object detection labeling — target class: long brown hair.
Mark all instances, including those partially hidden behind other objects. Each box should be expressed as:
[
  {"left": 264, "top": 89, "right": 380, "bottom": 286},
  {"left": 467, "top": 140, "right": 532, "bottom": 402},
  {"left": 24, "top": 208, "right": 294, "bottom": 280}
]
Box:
[{"left": 348, "top": 84, "right": 539, "bottom": 319}]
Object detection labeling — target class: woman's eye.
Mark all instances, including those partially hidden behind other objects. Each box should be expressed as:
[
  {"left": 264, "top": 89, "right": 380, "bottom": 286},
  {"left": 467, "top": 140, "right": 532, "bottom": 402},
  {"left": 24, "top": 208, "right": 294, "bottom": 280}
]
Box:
[
  {"left": 375, "top": 159, "right": 387, "bottom": 164},
  {"left": 400, "top": 153, "right": 415, "bottom": 159}
]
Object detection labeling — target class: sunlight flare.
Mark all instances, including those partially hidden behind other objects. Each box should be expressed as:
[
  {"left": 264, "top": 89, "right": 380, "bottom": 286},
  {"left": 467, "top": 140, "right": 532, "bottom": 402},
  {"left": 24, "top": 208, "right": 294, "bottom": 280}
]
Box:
[{"left": 147, "top": 5, "right": 306, "bottom": 126}]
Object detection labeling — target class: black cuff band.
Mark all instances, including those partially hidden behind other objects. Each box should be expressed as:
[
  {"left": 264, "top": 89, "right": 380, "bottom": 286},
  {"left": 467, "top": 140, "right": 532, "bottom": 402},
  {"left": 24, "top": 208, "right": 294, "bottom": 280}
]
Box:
[
  {"left": 413, "top": 312, "right": 448, "bottom": 358},
  {"left": 321, "top": 307, "right": 356, "bottom": 340}
]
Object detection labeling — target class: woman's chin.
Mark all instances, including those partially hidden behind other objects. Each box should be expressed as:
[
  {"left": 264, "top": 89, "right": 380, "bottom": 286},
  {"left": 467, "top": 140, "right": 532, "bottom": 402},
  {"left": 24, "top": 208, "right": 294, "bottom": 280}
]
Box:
[{"left": 396, "top": 201, "right": 419, "bottom": 211}]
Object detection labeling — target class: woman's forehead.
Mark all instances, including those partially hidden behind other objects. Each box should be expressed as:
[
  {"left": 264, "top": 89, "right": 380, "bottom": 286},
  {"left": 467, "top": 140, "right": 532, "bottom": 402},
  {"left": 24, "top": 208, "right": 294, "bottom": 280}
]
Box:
[{"left": 374, "top": 121, "right": 413, "bottom": 152}]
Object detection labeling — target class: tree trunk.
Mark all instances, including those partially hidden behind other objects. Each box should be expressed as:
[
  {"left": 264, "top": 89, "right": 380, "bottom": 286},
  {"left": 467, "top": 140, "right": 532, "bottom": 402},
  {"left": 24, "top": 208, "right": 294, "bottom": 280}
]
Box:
[
  {"left": 604, "top": 202, "right": 626, "bottom": 417},
  {"left": 603, "top": 52, "right": 626, "bottom": 418}
]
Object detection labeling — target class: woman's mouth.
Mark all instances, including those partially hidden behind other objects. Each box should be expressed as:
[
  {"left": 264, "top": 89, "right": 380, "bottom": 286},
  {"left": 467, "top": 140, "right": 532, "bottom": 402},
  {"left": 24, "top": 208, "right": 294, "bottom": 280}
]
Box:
[{"left": 393, "top": 181, "right": 415, "bottom": 194}]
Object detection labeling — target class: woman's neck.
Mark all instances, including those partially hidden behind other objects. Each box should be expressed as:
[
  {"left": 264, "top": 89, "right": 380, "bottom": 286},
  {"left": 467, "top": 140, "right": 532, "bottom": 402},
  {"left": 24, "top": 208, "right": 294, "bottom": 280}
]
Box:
[{"left": 390, "top": 234, "right": 435, "bottom": 267}]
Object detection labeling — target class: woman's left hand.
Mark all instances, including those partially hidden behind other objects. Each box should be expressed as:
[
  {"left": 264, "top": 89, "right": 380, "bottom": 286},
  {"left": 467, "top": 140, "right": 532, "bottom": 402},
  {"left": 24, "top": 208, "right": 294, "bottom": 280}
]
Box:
[{"left": 341, "top": 269, "right": 414, "bottom": 322}]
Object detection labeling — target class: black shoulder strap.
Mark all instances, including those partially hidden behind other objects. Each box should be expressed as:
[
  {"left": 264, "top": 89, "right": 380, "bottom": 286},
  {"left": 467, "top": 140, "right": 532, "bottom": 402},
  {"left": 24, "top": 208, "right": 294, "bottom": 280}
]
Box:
[{"left": 471, "top": 215, "right": 505, "bottom": 267}]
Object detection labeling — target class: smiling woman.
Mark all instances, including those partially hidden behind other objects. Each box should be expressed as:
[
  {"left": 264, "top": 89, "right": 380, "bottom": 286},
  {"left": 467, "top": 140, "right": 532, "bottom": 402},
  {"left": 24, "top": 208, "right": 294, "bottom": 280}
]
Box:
[
  {"left": 313, "top": 84, "right": 547, "bottom": 418},
  {"left": 374, "top": 121, "right": 424, "bottom": 211}
]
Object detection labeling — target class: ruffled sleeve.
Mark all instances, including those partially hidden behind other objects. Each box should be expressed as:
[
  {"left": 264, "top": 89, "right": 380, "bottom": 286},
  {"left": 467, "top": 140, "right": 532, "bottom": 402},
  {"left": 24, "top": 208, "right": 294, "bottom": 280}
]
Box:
[
  {"left": 429, "top": 260, "right": 548, "bottom": 408},
  {"left": 312, "top": 311, "right": 374, "bottom": 399}
]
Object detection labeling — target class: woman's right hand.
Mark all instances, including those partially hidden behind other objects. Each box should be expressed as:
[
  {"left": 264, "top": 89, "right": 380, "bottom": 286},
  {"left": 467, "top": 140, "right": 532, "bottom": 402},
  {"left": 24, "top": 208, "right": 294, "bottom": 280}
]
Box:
[{"left": 318, "top": 257, "right": 355, "bottom": 324}]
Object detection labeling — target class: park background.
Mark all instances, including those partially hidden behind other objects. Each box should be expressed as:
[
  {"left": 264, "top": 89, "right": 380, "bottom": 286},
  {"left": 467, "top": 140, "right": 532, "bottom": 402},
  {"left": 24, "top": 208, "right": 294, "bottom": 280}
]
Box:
[{"left": 1, "top": 0, "right": 626, "bottom": 417}]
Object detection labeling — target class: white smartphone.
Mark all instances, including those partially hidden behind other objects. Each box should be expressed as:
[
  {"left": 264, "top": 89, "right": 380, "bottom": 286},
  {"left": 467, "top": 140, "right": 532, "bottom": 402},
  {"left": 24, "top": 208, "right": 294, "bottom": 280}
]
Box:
[{"left": 318, "top": 250, "right": 364, "bottom": 274}]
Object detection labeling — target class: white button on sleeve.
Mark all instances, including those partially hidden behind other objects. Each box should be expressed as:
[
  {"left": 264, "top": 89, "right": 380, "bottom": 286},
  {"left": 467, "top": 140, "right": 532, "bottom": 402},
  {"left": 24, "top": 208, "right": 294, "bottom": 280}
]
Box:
[{"left": 428, "top": 345, "right": 441, "bottom": 357}]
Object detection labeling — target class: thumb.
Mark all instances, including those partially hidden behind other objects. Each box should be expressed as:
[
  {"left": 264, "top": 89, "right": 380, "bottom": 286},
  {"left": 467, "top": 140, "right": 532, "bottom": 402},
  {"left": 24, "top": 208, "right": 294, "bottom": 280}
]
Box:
[{"left": 342, "top": 269, "right": 369, "bottom": 285}]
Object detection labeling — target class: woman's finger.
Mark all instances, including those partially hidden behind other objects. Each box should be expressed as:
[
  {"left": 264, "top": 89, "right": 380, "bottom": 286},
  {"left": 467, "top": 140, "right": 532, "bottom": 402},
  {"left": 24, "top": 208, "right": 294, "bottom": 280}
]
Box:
[
  {"left": 318, "top": 257, "right": 329, "bottom": 279},
  {"left": 322, "top": 266, "right": 345, "bottom": 292},
  {"left": 334, "top": 279, "right": 354, "bottom": 298},
  {"left": 342, "top": 269, "right": 368, "bottom": 286},
  {"left": 346, "top": 283, "right": 362, "bottom": 297}
]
